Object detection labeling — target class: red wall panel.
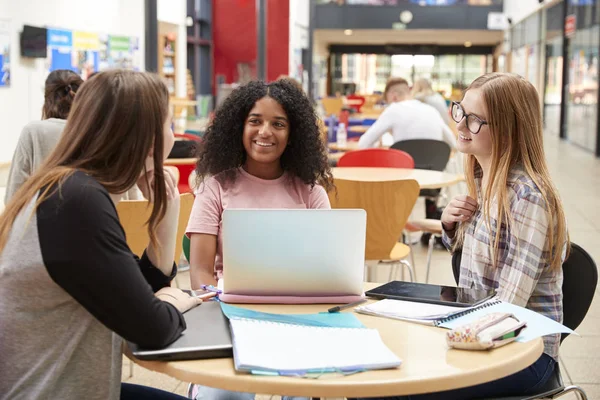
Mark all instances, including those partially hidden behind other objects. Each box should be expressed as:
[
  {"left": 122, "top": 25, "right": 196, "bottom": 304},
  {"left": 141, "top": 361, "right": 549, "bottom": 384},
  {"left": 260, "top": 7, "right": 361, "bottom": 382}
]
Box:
[
  {"left": 213, "top": 0, "right": 289, "bottom": 92},
  {"left": 266, "top": 0, "right": 290, "bottom": 82}
]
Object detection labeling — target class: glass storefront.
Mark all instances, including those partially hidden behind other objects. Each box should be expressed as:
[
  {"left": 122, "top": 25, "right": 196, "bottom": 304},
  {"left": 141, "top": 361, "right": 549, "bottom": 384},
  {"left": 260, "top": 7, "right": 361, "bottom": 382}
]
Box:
[
  {"left": 565, "top": 0, "right": 599, "bottom": 152},
  {"left": 509, "top": 0, "right": 600, "bottom": 155},
  {"left": 330, "top": 53, "right": 492, "bottom": 99},
  {"left": 544, "top": 2, "right": 565, "bottom": 137},
  {"left": 511, "top": 14, "right": 542, "bottom": 93}
]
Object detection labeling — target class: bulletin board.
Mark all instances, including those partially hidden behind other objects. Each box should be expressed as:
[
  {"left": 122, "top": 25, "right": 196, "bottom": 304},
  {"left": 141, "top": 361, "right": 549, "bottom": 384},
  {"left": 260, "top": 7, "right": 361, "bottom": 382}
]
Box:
[{"left": 46, "top": 27, "right": 140, "bottom": 78}]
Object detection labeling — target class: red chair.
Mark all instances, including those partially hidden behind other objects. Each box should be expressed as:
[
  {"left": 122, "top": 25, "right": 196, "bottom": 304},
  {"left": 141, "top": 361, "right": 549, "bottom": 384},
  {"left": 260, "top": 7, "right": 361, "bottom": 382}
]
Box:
[
  {"left": 346, "top": 94, "right": 366, "bottom": 113},
  {"left": 337, "top": 148, "right": 415, "bottom": 169}
]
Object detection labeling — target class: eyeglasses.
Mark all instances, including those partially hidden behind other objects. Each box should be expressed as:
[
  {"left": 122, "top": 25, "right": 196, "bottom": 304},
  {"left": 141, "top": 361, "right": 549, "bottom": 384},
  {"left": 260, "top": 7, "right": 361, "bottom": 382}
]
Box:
[{"left": 451, "top": 101, "right": 488, "bottom": 134}]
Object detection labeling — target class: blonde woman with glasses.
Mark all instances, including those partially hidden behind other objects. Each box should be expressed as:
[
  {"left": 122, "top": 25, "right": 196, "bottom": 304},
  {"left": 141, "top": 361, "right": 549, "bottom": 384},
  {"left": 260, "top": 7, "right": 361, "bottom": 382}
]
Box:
[{"left": 357, "top": 73, "right": 570, "bottom": 399}]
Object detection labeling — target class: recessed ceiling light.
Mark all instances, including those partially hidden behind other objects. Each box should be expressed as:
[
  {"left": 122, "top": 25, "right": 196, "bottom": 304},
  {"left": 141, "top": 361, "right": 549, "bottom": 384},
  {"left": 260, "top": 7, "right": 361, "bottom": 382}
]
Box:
[
  {"left": 399, "top": 11, "right": 413, "bottom": 24},
  {"left": 344, "top": 29, "right": 353, "bottom": 36},
  {"left": 464, "top": 41, "right": 473, "bottom": 48}
]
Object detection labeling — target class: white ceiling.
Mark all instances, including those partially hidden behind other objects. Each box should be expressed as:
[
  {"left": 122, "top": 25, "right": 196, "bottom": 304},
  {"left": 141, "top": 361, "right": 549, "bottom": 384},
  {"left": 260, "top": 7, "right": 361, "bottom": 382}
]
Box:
[{"left": 314, "top": 29, "right": 504, "bottom": 50}]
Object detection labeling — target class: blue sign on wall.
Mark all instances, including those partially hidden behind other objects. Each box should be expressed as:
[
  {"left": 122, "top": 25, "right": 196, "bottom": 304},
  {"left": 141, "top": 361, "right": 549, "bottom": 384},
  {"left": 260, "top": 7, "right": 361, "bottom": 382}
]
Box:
[{"left": 47, "top": 28, "right": 72, "bottom": 48}]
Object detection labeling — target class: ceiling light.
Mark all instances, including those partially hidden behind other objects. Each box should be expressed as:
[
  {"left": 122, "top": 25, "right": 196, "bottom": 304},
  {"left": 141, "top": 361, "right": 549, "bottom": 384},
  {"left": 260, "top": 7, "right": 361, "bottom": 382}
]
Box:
[
  {"left": 344, "top": 29, "right": 353, "bottom": 36},
  {"left": 464, "top": 41, "right": 473, "bottom": 48},
  {"left": 399, "top": 11, "right": 413, "bottom": 24}
]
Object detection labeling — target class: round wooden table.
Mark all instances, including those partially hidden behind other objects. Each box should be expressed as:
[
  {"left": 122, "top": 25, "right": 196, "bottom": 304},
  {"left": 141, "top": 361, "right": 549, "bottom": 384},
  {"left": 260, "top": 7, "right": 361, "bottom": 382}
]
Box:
[
  {"left": 348, "top": 125, "right": 369, "bottom": 134},
  {"left": 134, "top": 288, "right": 543, "bottom": 398},
  {"left": 328, "top": 141, "right": 362, "bottom": 152},
  {"left": 332, "top": 167, "right": 463, "bottom": 189}
]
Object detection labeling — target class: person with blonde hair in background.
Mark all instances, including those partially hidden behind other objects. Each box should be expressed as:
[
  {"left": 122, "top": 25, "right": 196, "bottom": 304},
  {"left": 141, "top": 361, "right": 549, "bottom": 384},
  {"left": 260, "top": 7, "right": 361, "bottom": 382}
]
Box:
[
  {"left": 412, "top": 77, "right": 450, "bottom": 125},
  {"left": 358, "top": 77, "right": 456, "bottom": 149}
]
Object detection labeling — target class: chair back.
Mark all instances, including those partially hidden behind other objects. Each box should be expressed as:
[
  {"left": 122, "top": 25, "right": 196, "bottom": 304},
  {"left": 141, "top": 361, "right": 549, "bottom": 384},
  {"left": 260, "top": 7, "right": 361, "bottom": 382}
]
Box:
[
  {"left": 165, "top": 160, "right": 196, "bottom": 194},
  {"left": 451, "top": 243, "right": 598, "bottom": 343},
  {"left": 391, "top": 139, "right": 451, "bottom": 171},
  {"left": 337, "top": 148, "right": 415, "bottom": 169},
  {"left": 329, "top": 179, "right": 420, "bottom": 260},
  {"left": 561, "top": 243, "right": 598, "bottom": 341},
  {"left": 346, "top": 94, "right": 366, "bottom": 113},
  {"left": 116, "top": 193, "right": 195, "bottom": 264},
  {"left": 320, "top": 97, "right": 344, "bottom": 116}
]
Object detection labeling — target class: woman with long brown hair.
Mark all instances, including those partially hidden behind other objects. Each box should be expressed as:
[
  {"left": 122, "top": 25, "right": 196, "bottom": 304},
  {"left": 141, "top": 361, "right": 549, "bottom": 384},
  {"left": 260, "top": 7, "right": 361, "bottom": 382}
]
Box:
[{"left": 0, "top": 70, "right": 199, "bottom": 400}]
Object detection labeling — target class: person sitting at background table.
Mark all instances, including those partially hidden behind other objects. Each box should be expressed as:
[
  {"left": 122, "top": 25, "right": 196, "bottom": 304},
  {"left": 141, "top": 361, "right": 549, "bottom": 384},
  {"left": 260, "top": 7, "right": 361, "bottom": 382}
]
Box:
[
  {"left": 358, "top": 72, "right": 570, "bottom": 400},
  {"left": 4, "top": 69, "right": 83, "bottom": 202},
  {"left": 0, "top": 70, "right": 200, "bottom": 400},
  {"left": 357, "top": 77, "right": 456, "bottom": 149},
  {"left": 411, "top": 77, "right": 450, "bottom": 125},
  {"left": 4, "top": 69, "right": 141, "bottom": 204},
  {"left": 185, "top": 79, "right": 333, "bottom": 400}
]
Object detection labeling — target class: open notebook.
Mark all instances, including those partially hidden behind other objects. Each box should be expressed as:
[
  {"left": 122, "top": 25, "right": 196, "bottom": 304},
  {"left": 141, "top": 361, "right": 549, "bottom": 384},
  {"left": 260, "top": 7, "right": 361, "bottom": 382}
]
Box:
[
  {"left": 229, "top": 319, "right": 401, "bottom": 376},
  {"left": 355, "top": 298, "right": 482, "bottom": 326},
  {"left": 356, "top": 299, "right": 574, "bottom": 342}
]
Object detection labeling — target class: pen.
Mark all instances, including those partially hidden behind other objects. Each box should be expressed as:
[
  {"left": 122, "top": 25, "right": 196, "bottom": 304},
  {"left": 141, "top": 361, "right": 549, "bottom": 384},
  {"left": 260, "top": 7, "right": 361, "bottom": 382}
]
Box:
[
  {"left": 327, "top": 299, "right": 367, "bottom": 313},
  {"left": 200, "top": 284, "right": 223, "bottom": 294}
]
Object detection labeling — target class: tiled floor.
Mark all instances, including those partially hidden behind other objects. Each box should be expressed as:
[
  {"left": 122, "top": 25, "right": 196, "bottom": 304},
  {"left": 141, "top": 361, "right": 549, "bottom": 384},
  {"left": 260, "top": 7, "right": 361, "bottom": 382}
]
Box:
[{"left": 2, "top": 133, "right": 600, "bottom": 398}]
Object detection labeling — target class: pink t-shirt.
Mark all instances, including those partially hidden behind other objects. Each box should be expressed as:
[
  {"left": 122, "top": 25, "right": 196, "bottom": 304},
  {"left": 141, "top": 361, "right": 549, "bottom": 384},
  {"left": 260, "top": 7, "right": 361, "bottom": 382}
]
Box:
[{"left": 186, "top": 168, "right": 331, "bottom": 278}]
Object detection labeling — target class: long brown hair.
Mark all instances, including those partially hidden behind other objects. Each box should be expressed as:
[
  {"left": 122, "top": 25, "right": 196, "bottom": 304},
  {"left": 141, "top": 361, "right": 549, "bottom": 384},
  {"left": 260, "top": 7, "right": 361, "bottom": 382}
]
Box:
[
  {"left": 454, "top": 72, "right": 569, "bottom": 271},
  {"left": 0, "top": 70, "right": 170, "bottom": 252},
  {"left": 42, "top": 69, "right": 83, "bottom": 119}
]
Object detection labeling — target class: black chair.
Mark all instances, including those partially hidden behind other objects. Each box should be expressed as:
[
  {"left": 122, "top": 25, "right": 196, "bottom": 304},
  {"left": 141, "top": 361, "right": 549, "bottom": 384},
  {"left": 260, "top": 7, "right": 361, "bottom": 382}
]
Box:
[
  {"left": 391, "top": 139, "right": 452, "bottom": 170},
  {"left": 451, "top": 243, "right": 597, "bottom": 400},
  {"left": 391, "top": 139, "right": 451, "bottom": 198},
  {"left": 394, "top": 139, "right": 452, "bottom": 279}
]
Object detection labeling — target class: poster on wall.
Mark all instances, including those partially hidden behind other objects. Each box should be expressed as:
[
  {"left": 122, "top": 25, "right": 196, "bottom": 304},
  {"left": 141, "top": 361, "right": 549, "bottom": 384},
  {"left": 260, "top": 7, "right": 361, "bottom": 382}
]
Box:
[
  {"left": 109, "top": 35, "right": 134, "bottom": 69},
  {"left": 0, "top": 20, "right": 10, "bottom": 87},
  {"left": 47, "top": 27, "right": 140, "bottom": 77},
  {"left": 47, "top": 28, "right": 76, "bottom": 73},
  {"left": 73, "top": 31, "right": 100, "bottom": 80}
]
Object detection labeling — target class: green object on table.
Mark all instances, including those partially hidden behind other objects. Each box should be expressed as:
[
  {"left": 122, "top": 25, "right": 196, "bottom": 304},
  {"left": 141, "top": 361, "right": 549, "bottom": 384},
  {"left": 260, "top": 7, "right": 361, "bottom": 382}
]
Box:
[
  {"left": 498, "top": 331, "right": 516, "bottom": 340},
  {"left": 182, "top": 234, "right": 190, "bottom": 262}
]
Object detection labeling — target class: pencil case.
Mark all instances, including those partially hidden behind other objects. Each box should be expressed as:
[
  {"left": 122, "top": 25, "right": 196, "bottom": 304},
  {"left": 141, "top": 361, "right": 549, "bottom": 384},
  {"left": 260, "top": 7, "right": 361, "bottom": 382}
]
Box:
[{"left": 446, "top": 312, "right": 527, "bottom": 350}]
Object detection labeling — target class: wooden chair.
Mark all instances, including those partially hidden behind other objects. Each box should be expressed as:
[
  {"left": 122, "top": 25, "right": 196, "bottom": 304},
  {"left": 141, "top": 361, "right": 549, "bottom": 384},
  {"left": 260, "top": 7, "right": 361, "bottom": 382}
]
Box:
[
  {"left": 320, "top": 97, "right": 344, "bottom": 116},
  {"left": 116, "top": 192, "right": 194, "bottom": 377},
  {"left": 329, "top": 179, "right": 420, "bottom": 282},
  {"left": 116, "top": 192, "right": 195, "bottom": 269},
  {"left": 164, "top": 158, "right": 196, "bottom": 195}
]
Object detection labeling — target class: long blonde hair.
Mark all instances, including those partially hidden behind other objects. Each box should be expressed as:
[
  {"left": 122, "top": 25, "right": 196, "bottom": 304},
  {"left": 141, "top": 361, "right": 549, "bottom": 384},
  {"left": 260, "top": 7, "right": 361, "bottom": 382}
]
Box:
[
  {"left": 412, "top": 77, "right": 435, "bottom": 101},
  {"left": 454, "top": 73, "right": 569, "bottom": 271},
  {"left": 0, "top": 70, "right": 170, "bottom": 253}
]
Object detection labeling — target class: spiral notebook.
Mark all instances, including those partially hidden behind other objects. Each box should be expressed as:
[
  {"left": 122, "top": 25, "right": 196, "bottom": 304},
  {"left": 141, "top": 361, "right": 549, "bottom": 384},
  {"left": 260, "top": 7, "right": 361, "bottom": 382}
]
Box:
[
  {"left": 229, "top": 318, "right": 401, "bottom": 376},
  {"left": 356, "top": 299, "right": 574, "bottom": 342},
  {"left": 355, "top": 298, "right": 496, "bottom": 326}
]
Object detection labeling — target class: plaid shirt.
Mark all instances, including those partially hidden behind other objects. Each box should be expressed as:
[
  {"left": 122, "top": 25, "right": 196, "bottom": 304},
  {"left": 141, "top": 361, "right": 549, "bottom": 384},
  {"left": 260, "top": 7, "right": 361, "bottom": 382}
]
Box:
[{"left": 443, "top": 165, "right": 564, "bottom": 359}]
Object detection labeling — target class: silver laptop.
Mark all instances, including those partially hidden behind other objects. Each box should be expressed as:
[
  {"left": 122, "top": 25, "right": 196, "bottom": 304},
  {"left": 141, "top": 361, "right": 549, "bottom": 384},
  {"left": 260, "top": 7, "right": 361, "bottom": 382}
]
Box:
[
  {"left": 222, "top": 209, "right": 366, "bottom": 296},
  {"left": 129, "top": 301, "right": 232, "bottom": 361}
]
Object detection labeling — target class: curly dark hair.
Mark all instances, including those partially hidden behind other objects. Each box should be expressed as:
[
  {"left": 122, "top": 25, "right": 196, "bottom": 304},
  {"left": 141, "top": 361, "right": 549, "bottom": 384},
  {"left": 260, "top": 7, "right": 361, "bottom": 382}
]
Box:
[{"left": 196, "top": 80, "right": 333, "bottom": 191}]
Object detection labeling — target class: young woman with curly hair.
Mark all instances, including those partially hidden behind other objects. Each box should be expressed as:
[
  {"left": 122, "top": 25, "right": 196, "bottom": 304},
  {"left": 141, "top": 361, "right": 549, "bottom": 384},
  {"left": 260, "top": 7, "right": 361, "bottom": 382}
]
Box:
[
  {"left": 184, "top": 80, "right": 332, "bottom": 400},
  {"left": 186, "top": 79, "right": 333, "bottom": 289}
]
